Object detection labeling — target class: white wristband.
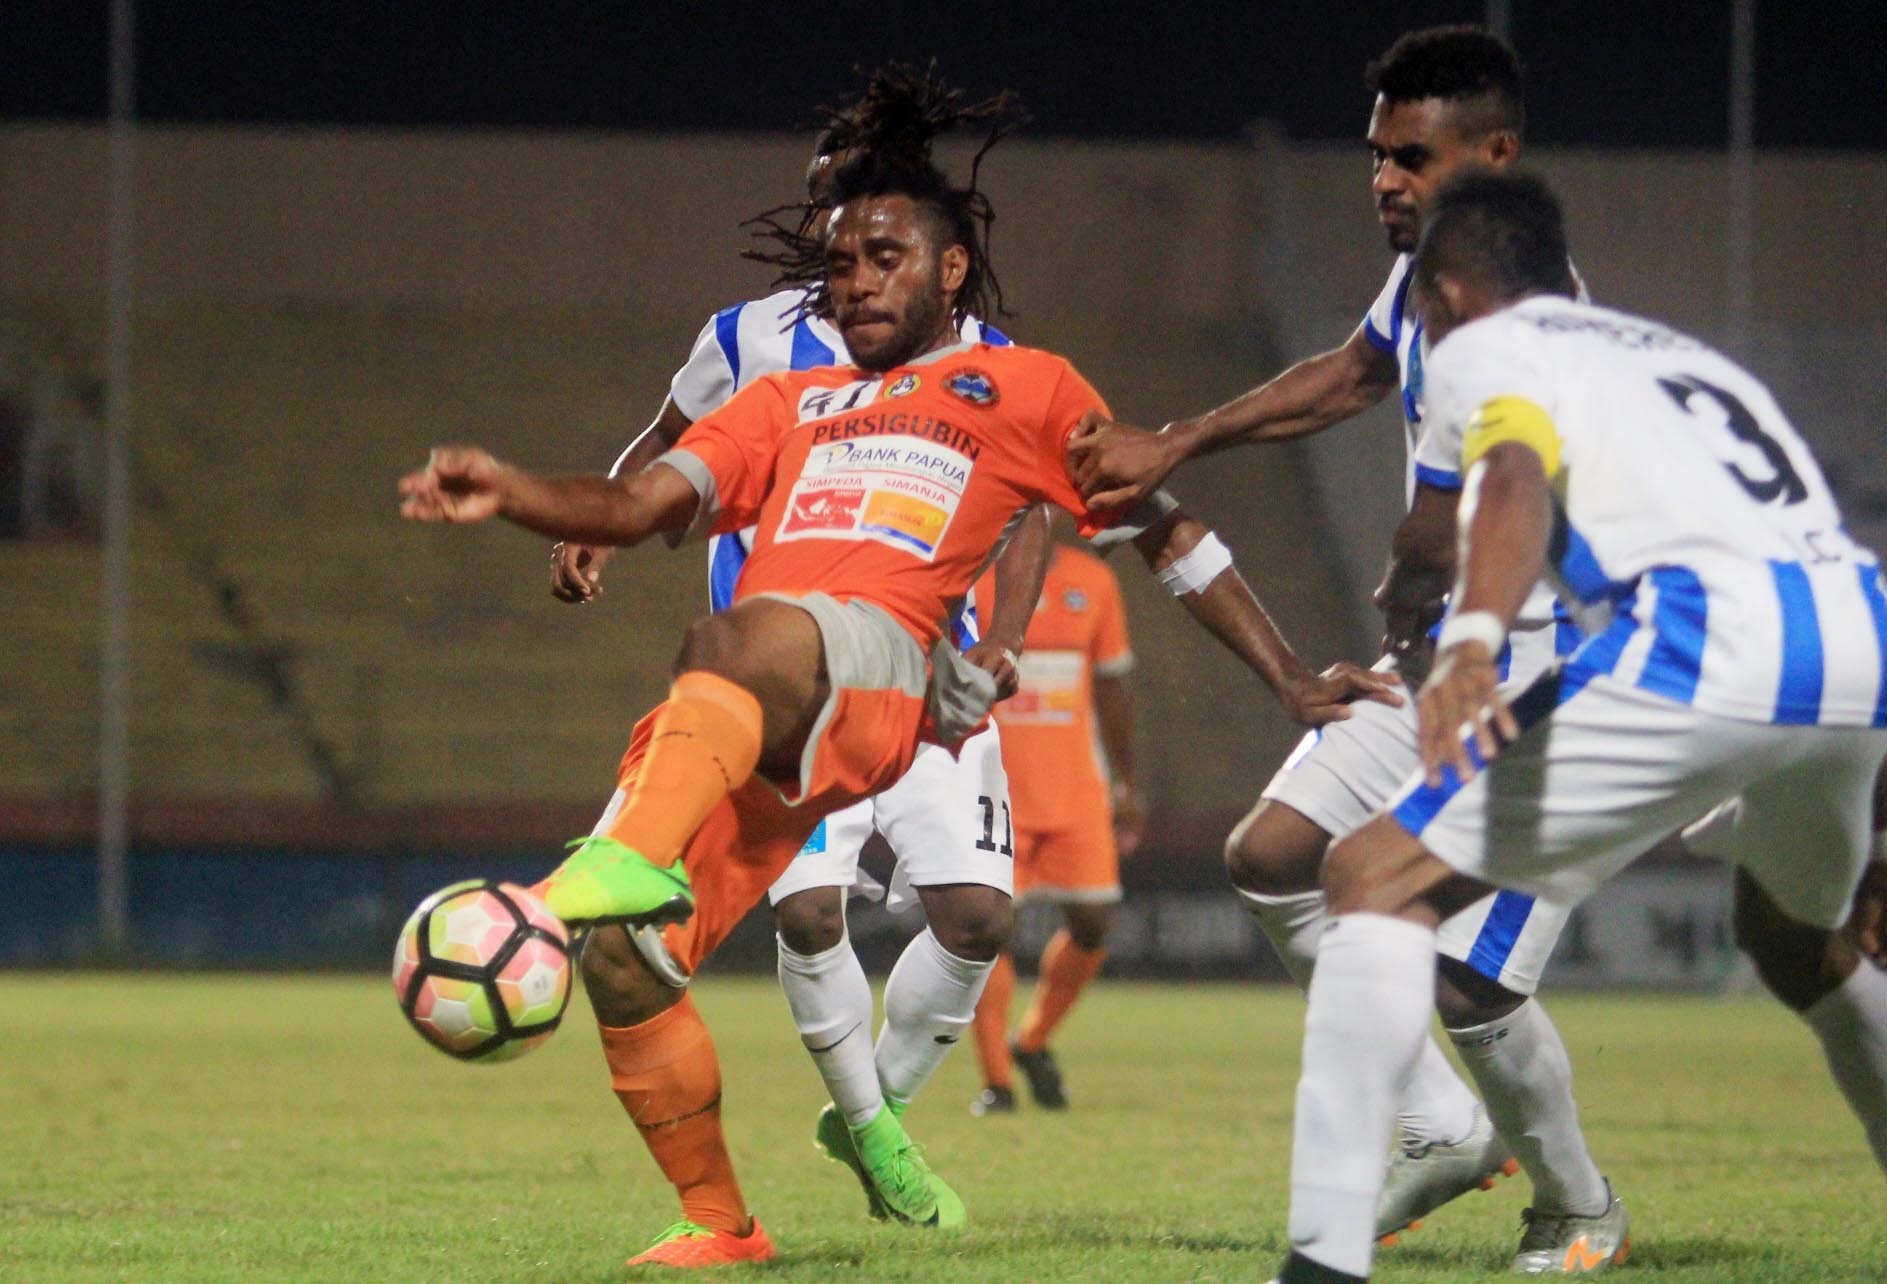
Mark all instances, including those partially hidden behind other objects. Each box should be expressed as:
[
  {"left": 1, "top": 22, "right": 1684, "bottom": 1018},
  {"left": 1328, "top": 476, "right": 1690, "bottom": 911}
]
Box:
[
  {"left": 1436, "top": 610, "right": 1507, "bottom": 656},
  {"left": 1155, "top": 532, "right": 1234, "bottom": 597}
]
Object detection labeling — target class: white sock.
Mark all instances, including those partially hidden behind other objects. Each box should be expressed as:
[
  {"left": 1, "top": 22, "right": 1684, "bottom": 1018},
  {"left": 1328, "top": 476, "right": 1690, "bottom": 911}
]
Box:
[
  {"left": 1398, "top": 1034, "right": 1483, "bottom": 1148},
  {"left": 1448, "top": 998, "right": 1608, "bottom": 1215},
  {"left": 1802, "top": 962, "right": 1887, "bottom": 1172},
  {"left": 1240, "top": 886, "right": 1478, "bottom": 1147},
  {"left": 777, "top": 932, "right": 883, "bottom": 1129},
  {"left": 875, "top": 927, "right": 994, "bottom": 1110},
  {"left": 1289, "top": 913, "right": 1437, "bottom": 1279},
  {"left": 1240, "top": 886, "right": 1326, "bottom": 989}
]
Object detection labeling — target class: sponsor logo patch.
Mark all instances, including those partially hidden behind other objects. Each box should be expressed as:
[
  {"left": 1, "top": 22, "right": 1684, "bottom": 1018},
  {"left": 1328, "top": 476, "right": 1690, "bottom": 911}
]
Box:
[
  {"left": 999, "top": 650, "right": 1084, "bottom": 725},
  {"left": 775, "top": 435, "right": 974, "bottom": 561},
  {"left": 944, "top": 369, "right": 999, "bottom": 407},
  {"left": 783, "top": 487, "right": 865, "bottom": 534},
  {"left": 885, "top": 373, "right": 920, "bottom": 398}
]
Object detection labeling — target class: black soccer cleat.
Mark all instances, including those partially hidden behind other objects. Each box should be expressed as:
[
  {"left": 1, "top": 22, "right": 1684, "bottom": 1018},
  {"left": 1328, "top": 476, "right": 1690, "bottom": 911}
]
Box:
[
  {"left": 1273, "top": 1249, "right": 1367, "bottom": 1283},
  {"left": 968, "top": 1085, "right": 1015, "bottom": 1117},
  {"left": 1009, "top": 1039, "right": 1067, "bottom": 1109}
]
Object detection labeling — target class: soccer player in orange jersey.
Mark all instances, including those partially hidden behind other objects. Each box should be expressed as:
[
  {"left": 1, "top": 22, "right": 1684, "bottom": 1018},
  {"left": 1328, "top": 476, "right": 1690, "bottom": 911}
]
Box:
[
  {"left": 968, "top": 534, "right": 1141, "bottom": 1113},
  {"left": 398, "top": 82, "right": 1392, "bottom": 1269}
]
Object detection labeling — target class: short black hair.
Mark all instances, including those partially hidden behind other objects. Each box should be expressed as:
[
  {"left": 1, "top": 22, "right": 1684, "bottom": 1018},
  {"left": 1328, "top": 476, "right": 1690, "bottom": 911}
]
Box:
[
  {"left": 1413, "top": 168, "right": 1577, "bottom": 302},
  {"left": 1367, "top": 25, "right": 1525, "bottom": 139},
  {"left": 749, "top": 63, "right": 1023, "bottom": 326}
]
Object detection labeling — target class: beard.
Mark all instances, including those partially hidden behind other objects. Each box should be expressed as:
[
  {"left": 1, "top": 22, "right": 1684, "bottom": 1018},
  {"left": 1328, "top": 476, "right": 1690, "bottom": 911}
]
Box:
[{"left": 849, "top": 270, "right": 951, "bottom": 372}]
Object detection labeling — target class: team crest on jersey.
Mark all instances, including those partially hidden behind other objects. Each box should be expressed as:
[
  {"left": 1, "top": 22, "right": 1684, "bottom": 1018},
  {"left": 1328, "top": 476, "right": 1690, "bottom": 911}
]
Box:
[
  {"left": 1063, "top": 588, "right": 1088, "bottom": 612},
  {"left": 944, "top": 369, "right": 999, "bottom": 407},
  {"left": 885, "top": 373, "right": 920, "bottom": 399}
]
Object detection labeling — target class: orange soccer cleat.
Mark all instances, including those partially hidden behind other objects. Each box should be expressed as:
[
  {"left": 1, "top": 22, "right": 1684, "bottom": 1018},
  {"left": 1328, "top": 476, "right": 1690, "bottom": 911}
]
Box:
[{"left": 626, "top": 1219, "right": 776, "bottom": 1269}]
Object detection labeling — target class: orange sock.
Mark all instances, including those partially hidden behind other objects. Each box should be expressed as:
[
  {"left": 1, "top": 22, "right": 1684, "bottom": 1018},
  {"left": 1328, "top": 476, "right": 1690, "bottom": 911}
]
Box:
[
  {"left": 1016, "top": 931, "right": 1106, "bottom": 1054},
  {"left": 972, "top": 952, "right": 1017, "bottom": 1089},
  {"left": 598, "top": 994, "right": 750, "bottom": 1235},
  {"left": 607, "top": 671, "right": 763, "bottom": 869}
]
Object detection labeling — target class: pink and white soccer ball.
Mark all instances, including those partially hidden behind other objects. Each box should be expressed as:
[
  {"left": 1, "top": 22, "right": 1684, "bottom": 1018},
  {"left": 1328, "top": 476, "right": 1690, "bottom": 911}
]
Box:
[{"left": 392, "top": 879, "right": 572, "bottom": 1062}]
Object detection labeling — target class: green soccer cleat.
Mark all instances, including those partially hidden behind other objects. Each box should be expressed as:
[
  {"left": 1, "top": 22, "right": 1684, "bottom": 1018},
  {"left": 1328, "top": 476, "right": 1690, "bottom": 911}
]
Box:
[
  {"left": 814, "top": 1104, "right": 890, "bottom": 1221},
  {"left": 539, "top": 836, "right": 694, "bottom": 928},
  {"left": 840, "top": 1103, "right": 965, "bottom": 1229}
]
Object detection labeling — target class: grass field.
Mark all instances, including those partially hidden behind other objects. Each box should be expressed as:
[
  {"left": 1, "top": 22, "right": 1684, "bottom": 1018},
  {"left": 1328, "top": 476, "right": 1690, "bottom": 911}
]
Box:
[{"left": 2, "top": 974, "right": 1881, "bottom": 1283}]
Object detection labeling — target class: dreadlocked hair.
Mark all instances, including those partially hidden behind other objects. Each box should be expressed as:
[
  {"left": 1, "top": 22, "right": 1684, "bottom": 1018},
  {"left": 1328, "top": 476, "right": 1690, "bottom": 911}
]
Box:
[{"left": 743, "top": 61, "right": 1025, "bottom": 327}]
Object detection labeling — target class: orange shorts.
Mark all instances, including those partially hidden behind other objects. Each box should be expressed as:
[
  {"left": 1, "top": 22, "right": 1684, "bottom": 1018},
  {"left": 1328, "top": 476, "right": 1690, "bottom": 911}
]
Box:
[
  {"left": 1012, "top": 819, "right": 1121, "bottom": 904},
  {"left": 620, "top": 592, "right": 940, "bottom": 972}
]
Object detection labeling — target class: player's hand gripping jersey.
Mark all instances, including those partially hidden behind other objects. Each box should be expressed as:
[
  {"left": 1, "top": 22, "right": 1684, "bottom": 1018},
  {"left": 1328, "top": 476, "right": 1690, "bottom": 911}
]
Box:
[
  {"left": 657, "top": 341, "right": 1112, "bottom": 649},
  {"left": 1419, "top": 295, "right": 1887, "bottom": 728}
]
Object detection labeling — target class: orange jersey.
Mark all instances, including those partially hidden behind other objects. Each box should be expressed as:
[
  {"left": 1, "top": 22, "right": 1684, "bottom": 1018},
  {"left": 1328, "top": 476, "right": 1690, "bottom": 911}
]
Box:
[
  {"left": 667, "top": 342, "right": 1113, "bottom": 647},
  {"left": 980, "top": 543, "right": 1133, "bottom": 834}
]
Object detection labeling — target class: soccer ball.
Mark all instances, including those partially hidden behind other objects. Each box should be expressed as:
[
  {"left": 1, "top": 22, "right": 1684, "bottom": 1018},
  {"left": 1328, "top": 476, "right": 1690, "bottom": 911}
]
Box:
[{"left": 392, "top": 879, "right": 573, "bottom": 1062}]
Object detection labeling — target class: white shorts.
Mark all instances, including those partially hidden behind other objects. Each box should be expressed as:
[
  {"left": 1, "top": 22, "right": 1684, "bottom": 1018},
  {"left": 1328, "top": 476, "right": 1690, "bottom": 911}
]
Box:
[
  {"left": 1262, "top": 657, "right": 1574, "bottom": 994},
  {"left": 1391, "top": 669, "right": 1887, "bottom": 930},
  {"left": 766, "top": 724, "right": 1014, "bottom": 909}
]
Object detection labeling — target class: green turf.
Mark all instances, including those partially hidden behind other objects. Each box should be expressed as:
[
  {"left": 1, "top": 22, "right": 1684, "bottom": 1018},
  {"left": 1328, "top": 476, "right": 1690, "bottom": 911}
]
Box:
[{"left": 1, "top": 974, "right": 1880, "bottom": 1282}]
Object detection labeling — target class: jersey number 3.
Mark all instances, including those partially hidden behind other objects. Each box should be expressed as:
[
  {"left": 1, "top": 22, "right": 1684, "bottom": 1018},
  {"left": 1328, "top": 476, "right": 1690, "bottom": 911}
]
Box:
[{"left": 1657, "top": 374, "right": 1807, "bottom": 506}]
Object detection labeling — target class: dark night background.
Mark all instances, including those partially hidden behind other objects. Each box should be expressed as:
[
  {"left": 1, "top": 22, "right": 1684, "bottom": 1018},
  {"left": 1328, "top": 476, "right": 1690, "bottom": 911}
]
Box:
[{"left": 3, "top": 0, "right": 1882, "bottom": 148}]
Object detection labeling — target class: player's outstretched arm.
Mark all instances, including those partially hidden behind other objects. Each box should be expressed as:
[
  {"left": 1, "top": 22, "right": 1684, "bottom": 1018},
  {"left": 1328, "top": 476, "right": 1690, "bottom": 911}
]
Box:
[
  {"left": 551, "top": 398, "right": 696, "bottom": 603},
  {"left": 1416, "top": 441, "right": 1552, "bottom": 785},
  {"left": 963, "top": 504, "right": 1052, "bottom": 699},
  {"left": 1374, "top": 481, "right": 1461, "bottom": 681},
  {"left": 400, "top": 446, "right": 700, "bottom": 547},
  {"left": 1129, "top": 508, "right": 1402, "bottom": 726},
  {"left": 1066, "top": 326, "right": 1399, "bottom": 510}
]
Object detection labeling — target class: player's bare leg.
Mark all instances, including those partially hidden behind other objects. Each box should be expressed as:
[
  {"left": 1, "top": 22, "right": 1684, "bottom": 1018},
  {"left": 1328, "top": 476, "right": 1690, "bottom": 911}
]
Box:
[
  {"left": 775, "top": 885, "right": 883, "bottom": 1132},
  {"left": 1273, "top": 816, "right": 1630, "bottom": 1283},
  {"left": 542, "top": 598, "right": 837, "bottom": 1266},
  {"left": 885, "top": 883, "right": 1008, "bottom": 1106},
  {"left": 543, "top": 598, "right": 827, "bottom": 926},
  {"left": 1230, "top": 795, "right": 1622, "bottom": 1250},
  {"left": 1430, "top": 956, "right": 1622, "bottom": 1272},
  {"left": 775, "top": 880, "right": 984, "bottom": 1228},
  {"left": 815, "top": 882, "right": 1001, "bottom": 1227},
  {"left": 1733, "top": 865, "right": 1887, "bottom": 1170},
  {"left": 580, "top": 925, "right": 775, "bottom": 1266},
  {"left": 1226, "top": 800, "right": 1486, "bottom": 1156},
  {"left": 1008, "top": 900, "right": 1111, "bottom": 1109}
]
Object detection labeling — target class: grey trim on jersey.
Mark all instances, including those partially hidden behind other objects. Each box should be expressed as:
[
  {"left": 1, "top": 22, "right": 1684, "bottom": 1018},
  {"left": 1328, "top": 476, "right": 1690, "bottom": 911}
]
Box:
[
  {"left": 747, "top": 592, "right": 931, "bottom": 806},
  {"left": 652, "top": 448, "right": 719, "bottom": 547},
  {"left": 1086, "top": 487, "right": 1181, "bottom": 551},
  {"left": 927, "top": 634, "right": 1003, "bottom": 747},
  {"left": 907, "top": 339, "right": 976, "bottom": 367}
]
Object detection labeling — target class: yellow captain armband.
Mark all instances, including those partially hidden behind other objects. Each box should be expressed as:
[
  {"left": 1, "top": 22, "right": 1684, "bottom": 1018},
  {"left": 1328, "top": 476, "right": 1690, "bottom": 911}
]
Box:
[{"left": 1461, "top": 396, "right": 1562, "bottom": 478}]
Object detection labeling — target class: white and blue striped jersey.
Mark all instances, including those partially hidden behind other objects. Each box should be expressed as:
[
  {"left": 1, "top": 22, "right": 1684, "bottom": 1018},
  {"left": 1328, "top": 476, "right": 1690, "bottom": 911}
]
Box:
[
  {"left": 1364, "top": 256, "right": 1579, "bottom": 677},
  {"left": 1362, "top": 253, "right": 1434, "bottom": 491},
  {"left": 668, "top": 287, "right": 1010, "bottom": 646},
  {"left": 1421, "top": 294, "right": 1887, "bottom": 729}
]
